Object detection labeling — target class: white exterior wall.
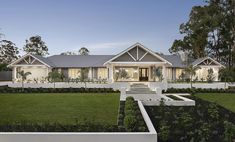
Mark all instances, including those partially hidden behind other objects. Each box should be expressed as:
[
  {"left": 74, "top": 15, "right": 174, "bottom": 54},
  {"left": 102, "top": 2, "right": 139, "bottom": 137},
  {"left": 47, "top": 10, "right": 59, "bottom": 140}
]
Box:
[
  {"left": 14, "top": 66, "right": 49, "bottom": 82},
  {"left": 195, "top": 66, "right": 221, "bottom": 81}
]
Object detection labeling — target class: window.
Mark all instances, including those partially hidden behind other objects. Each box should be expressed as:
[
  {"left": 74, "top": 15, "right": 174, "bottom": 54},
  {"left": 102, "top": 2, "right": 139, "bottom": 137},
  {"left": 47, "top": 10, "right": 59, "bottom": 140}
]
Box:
[
  {"left": 114, "top": 67, "right": 138, "bottom": 81},
  {"left": 97, "top": 68, "right": 108, "bottom": 79},
  {"left": 68, "top": 68, "right": 81, "bottom": 79}
]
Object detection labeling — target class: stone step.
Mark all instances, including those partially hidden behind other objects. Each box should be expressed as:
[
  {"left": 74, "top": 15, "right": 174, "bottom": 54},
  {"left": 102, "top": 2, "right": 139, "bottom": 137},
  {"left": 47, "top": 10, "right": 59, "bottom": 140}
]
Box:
[
  {"left": 130, "top": 84, "right": 148, "bottom": 88},
  {"left": 126, "top": 91, "right": 156, "bottom": 94},
  {"left": 129, "top": 88, "right": 152, "bottom": 91}
]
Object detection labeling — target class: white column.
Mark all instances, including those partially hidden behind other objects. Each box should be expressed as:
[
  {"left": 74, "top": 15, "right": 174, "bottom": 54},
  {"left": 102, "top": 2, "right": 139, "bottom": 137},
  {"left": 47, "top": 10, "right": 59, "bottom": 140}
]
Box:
[
  {"left": 88, "top": 67, "right": 92, "bottom": 79},
  {"left": 162, "top": 65, "right": 167, "bottom": 82},
  {"left": 108, "top": 64, "right": 113, "bottom": 83},
  {"left": 12, "top": 66, "right": 17, "bottom": 82}
]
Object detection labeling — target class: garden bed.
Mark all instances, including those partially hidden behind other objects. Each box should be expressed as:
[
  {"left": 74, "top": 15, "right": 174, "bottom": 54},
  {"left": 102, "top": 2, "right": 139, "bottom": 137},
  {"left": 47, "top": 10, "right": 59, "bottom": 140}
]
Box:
[
  {"left": 145, "top": 95, "right": 235, "bottom": 142},
  {"left": 118, "top": 97, "right": 148, "bottom": 132}
]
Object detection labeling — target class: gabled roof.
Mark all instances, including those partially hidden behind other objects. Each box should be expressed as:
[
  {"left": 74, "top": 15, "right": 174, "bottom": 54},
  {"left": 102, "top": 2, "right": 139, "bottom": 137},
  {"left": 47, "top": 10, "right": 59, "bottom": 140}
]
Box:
[
  {"left": 47, "top": 55, "right": 114, "bottom": 68},
  {"left": 8, "top": 54, "right": 54, "bottom": 67},
  {"left": 191, "top": 57, "right": 224, "bottom": 67},
  {"left": 31, "top": 54, "right": 56, "bottom": 67},
  {"left": 104, "top": 42, "right": 172, "bottom": 65}
]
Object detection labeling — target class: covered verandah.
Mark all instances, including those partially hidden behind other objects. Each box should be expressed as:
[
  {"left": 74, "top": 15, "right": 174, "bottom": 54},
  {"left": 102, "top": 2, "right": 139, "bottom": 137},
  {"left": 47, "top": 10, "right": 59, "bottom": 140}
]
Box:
[{"left": 107, "top": 62, "right": 168, "bottom": 83}]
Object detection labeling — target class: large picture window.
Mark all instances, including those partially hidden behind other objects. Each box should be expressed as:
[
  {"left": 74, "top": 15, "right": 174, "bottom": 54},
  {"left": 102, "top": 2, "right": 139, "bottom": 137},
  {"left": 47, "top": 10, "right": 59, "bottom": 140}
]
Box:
[
  {"left": 68, "top": 68, "right": 81, "bottom": 79},
  {"left": 114, "top": 67, "right": 138, "bottom": 81}
]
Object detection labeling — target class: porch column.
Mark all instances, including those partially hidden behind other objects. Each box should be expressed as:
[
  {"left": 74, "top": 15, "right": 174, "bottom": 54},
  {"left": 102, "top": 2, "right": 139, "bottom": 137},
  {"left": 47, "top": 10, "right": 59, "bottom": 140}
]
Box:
[
  {"left": 88, "top": 67, "right": 92, "bottom": 79},
  {"left": 108, "top": 64, "right": 113, "bottom": 83},
  {"left": 162, "top": 65, "right": 167, "bottom": 82},
  {"left": 12, "top": 66, "right": 17, "bottom": 82}
]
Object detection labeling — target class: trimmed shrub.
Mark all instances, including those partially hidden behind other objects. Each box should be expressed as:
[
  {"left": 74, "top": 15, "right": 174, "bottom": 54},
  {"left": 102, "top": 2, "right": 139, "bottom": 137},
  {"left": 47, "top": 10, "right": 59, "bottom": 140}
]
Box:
[
  {"left": 122, "top": 96, "right": 147, "bottom": 132},
  {"left": 124, "top": 115, "right": 138, "bottom": 132},
  {"left": 0, "top": 86, "right": 120, "bottom": 94}
]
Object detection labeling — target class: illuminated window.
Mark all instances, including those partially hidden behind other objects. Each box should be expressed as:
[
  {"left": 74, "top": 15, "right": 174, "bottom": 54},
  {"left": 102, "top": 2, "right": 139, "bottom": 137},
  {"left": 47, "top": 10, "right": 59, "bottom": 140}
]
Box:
[{"left": 68, "top": 68, "right": 81, "bottom": 79}]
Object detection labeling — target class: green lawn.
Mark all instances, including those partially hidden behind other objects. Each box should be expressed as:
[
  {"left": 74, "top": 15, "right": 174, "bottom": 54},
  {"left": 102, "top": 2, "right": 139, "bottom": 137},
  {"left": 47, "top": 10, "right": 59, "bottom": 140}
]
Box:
[
  {"left": 0, "top": 93, "right": 120, "bottom": 125},
  {"left": 196, "top": 93, "right": 235, "bottom": 112}
]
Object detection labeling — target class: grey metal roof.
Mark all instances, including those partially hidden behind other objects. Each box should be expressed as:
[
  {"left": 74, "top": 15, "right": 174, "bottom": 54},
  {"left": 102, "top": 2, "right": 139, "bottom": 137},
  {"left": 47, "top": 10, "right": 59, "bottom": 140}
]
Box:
[
  {"left": 159, "top": 54, "right": 185, "bottom": 68},
  {"left": 32, "top": 54, "right": 186, "bottom": 68},
  {"left": 47, "top": 55, "right": 115, "bottom": 68}
]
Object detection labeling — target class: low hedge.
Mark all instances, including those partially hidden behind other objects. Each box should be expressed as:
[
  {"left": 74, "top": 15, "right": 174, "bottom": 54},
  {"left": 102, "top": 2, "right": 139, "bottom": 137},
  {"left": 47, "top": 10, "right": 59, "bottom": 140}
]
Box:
[
  {"left": 0, "top": 121, "right": 121, "bottom": 132},
  {"left": 123, "top": 97, "right": 147, "bottom": 132},
  {"left": 0, "top": 86, "right": 119, "bottom": 93},
  {"left": 163, "top": 88, "right": 235, "bottom": 94}
]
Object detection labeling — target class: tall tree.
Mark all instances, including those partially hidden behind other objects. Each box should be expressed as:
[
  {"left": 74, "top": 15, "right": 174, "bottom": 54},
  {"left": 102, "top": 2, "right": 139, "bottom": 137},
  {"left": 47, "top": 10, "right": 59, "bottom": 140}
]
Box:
[
  {"left": 169, "top": 0, "right": 235, "bottom": 67},
  {"left": 23, "top": 35, "right": 49, "bottom": 56},
  {"left": 79, "top": 47, "right": 89, "bottom": 55},
  {"left": 0, "top": 40, "right": 19, "bottom": 64}
]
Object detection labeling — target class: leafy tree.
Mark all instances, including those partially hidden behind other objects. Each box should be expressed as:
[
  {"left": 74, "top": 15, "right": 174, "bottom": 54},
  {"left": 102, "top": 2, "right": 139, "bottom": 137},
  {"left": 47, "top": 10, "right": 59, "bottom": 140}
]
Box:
[
  {"left": 23, "top": 35, "right": 48, "bottom": 56},
  {"left": 80, "top": 68, "right": 89, "bottom": 88},
  {"left": 219, "top": 67, "right": 235, "bottom": 88},
  {"left": 0, "top": 40, "right": 19, "bottom": 64},
  {"left": 207, "top": 68, "right": 215, "bottom": 83},
  {"left": 169, "top": 0, "right": 235, "bottom": 67},
  {"left": 79, "top": 47, "right": 89, "bottom": 55},
  {"left": 47, "top": 70, "right": 63, "bottom": 88},
  {"left": 184, "top": 65, "right": 201, "bottom": 88},
  {"left": 18, "top": 70, "right": 31, "bottom": 89}
]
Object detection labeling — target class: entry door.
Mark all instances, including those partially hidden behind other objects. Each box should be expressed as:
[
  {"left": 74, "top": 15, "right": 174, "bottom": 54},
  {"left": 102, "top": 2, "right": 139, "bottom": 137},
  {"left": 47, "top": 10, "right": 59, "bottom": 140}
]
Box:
[{"left": 139, "top": 68, "right": 148, "bottom": 81}]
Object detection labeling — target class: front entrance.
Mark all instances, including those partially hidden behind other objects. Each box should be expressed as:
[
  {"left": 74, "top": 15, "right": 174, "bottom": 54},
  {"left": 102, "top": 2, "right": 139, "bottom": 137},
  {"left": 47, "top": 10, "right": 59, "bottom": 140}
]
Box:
[{"left": 139, "top": 68, "right": 149, "bottom": 81}]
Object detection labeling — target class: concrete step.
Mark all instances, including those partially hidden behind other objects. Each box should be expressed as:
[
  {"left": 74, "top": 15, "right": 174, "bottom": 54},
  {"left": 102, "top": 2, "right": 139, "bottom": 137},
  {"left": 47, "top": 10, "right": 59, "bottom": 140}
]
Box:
[
  {"left": 129, "top": 88, "right": 151, "bottom": 91},
  {"left": 126, "top": 91, "right": 156, "bottom": 94},
  {"left": 130, "top": 83, "right": 148, "bottom": 88}
]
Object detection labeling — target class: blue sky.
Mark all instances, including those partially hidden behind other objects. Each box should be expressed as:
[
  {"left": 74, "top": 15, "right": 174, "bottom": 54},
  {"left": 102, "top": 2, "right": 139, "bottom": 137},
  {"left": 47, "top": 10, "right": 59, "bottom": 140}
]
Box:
[{"left": 0, "top": 0, "right": 204, "bottom": 55}]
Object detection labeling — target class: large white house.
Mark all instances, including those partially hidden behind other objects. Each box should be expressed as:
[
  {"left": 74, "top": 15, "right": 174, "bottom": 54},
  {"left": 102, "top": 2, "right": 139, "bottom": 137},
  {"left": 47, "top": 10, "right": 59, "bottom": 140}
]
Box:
[{"left": 8, "top": 43, "right": 224, "bottom": 83}]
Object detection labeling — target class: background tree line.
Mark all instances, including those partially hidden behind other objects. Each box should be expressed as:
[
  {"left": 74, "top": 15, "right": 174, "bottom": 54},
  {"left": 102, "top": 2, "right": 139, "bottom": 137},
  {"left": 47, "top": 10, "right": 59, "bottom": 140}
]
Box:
[
  {"left": 0, "top": 31, "right": 89, "bottom": 71},
  {"left": 170, "top": 0, "right": 235, "bottom": 68}
]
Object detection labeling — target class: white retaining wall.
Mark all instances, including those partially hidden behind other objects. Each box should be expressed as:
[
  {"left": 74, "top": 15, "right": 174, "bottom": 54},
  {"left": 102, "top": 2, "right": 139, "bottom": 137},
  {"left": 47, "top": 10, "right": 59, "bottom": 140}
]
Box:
[
  {"left": 0, "top": 82, "right": 130, "bottom": 90},
  {"left": 142, "top": 94, "right": 195, "bottom": 106},
  {"left": 0, "top": 101, "right": 157, "bottom": 142},
  {"left": 0, "top": 82, "right": 230, "bottom": 90},
  {"left": 168, "top": 82, "right": 226, "bottom": 89}
]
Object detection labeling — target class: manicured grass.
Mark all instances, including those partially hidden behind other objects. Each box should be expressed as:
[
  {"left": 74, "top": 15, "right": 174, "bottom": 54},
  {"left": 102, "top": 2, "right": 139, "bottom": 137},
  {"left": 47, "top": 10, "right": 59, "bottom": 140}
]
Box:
[
  {"left": 196, "top": 93, "right": 235, "bottom": 112},
  {"left": 0, "top": 93, "right": 120, "bottom": 125}
]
